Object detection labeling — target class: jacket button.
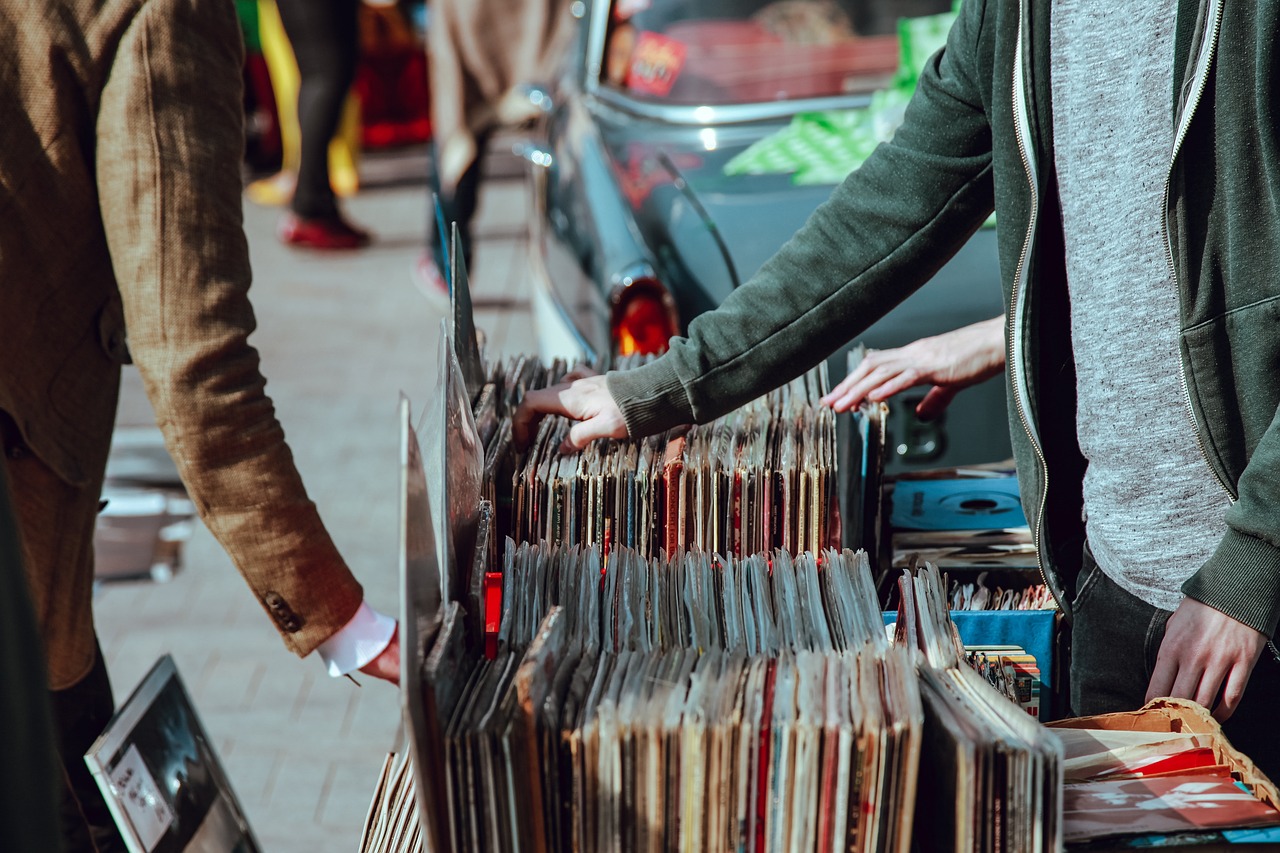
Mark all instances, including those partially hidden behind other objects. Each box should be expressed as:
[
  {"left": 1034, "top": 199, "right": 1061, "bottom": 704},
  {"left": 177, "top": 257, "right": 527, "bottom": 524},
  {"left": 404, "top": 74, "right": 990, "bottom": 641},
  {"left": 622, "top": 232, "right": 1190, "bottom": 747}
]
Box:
[{"left": 263, "top": 592, "right": 304, "bottom": 632}]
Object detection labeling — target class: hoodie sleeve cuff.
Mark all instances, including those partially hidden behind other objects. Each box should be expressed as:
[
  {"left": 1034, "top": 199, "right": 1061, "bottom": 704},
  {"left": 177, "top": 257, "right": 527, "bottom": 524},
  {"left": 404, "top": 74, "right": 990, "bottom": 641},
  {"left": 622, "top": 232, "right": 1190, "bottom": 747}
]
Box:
[
  {"left": 606, "top": 357, "right": 695, "bottom": 438},
  {"left": 1181, "top": 528, "right": 1280, "bottom": 639}
]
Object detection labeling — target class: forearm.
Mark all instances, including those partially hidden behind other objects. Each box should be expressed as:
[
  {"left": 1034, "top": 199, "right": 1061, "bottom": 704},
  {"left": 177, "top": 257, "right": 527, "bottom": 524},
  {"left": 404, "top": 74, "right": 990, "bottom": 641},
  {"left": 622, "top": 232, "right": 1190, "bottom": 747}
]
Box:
[
  {"left": 96, "top": 0, "right": 362, "bottom": 655},
  {"left": 610, "top": 147, "right": 995, "bottom": 436},
  {"left": 1182, "top": 410, "right": 1280, "bottom": 638},
  {"left": 609, "top": 0, "right": 996, "bottom": 437}
]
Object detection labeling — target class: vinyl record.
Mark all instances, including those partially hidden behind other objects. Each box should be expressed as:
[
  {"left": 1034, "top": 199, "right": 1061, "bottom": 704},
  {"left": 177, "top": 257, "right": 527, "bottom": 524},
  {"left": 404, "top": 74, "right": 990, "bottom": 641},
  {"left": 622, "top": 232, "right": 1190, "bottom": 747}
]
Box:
[{"left": 890, "top": 477, "right": 1027, "bottom": 531}]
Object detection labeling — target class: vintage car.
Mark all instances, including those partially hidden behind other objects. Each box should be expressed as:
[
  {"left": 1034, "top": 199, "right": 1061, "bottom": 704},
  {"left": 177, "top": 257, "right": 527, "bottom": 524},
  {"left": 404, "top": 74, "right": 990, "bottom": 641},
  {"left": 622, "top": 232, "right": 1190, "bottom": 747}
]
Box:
[{"left": 525, "top": 0, "right": 1010, "bottom": 471}]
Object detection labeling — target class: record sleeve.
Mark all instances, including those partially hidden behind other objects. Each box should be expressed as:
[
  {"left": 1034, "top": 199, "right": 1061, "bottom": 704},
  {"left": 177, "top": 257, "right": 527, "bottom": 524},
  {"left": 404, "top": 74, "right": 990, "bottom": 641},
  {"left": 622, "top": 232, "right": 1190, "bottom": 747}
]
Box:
[
  {"left": 1063, "top": 776, "right": 1280, "bottom": 842},
  {"left": 448, "top": 222, "right": 485, "bottom": 401},
  {"left": 889, "top": 477, "right": 1026, "bottom": 532},
  {"left": 84, "top": 655, "right": 260, "bottom": 853}
]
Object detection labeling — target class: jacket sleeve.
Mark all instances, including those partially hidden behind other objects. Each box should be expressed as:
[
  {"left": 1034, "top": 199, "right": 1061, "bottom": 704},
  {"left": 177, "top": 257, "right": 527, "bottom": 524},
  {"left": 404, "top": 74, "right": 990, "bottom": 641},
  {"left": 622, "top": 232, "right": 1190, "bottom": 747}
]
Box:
[
  {"left": 608, "top": 0, "right": 996, "bottom": 436},
  {"left": 1183, "top": 410, "right": 1280, "bottom": 638},
  {"left": 94, "top": 0, "right": 363, "bottom": 657}
]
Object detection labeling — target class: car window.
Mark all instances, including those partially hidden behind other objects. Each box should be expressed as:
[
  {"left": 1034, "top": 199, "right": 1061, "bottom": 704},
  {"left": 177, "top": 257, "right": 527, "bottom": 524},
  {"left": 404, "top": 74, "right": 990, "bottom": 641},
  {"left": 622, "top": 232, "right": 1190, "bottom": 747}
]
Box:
[{"left": 604, "top": 0, "right": 953, "bottom": 106}]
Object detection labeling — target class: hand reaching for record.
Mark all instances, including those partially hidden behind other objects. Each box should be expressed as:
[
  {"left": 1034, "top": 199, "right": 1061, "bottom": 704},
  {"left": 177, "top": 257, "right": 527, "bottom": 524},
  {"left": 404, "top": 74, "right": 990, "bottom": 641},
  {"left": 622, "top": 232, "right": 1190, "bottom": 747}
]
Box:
[
  {"left": 358, "top": 626, "right": 400, "bottom": 686},
  {"left": 822, "top": 316, "right": 1006, "bottom": 420},
  {"left": 513, "top": 374, "right": 629, "bottom": 453}
]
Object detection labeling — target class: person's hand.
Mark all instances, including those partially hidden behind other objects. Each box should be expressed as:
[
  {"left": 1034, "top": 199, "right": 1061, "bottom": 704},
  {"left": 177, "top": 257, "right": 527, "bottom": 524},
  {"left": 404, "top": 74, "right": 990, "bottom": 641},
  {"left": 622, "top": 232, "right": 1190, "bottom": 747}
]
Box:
[
  {"left": 1146, "top": 598, "right": 1267, "bottom": 722},
  {"left": 821, "top": 316, "right": 1006, "bottom": 420},
  {"left": 562, "top": 363, "right": 599, "bottom": 383},
  {"left": 358, "top": 626, "right": 400, "bottom": 686},
  {"left": 513, "top": 375, "right": 629, "bottom": 452}
]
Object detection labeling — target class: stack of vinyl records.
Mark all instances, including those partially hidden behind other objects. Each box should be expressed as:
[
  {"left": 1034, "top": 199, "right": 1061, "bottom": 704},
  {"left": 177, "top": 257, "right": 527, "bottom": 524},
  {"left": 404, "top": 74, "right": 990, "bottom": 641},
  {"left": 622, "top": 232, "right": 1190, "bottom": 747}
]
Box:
[
  {"left": 383, "top": 232, "right": 1065, "bottom": 853},
  {"left": 886, "top": 467, "right": 1038, "bottom": 571},
  {"left": 396, "top": 542, "right": 1065, "bottom": 852},
  {"left": 360, "top": 753, "right": 421, "bottom": 853},
  {"left": 419, "top": 324, "right": 838, "bottom": 634},
  {"left": 505, "top": 358, "right": 837, "bottom": 559},
  {"left": 421, "top": 543, "right": 920, "bottom": 853},
  {"left": 1052, "top": 700, "right": 1280, "bottom": 846},
  {"left": 894, "top": 563, "right": 1064, "bottom": 852}
]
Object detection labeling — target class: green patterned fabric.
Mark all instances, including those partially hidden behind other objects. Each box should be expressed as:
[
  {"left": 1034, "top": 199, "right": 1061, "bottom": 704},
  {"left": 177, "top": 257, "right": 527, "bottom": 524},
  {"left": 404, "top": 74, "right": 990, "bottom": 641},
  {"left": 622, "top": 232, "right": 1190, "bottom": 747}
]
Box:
[{"left": 725, "top": 3, "right": 959, "bottom": 187}]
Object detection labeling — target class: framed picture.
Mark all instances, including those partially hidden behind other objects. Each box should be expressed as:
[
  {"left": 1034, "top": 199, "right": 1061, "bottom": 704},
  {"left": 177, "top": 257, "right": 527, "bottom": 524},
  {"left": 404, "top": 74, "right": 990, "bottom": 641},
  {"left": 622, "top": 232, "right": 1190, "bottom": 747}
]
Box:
[{"left": 85, "top": 655, "right": 260, "bottom": 853}]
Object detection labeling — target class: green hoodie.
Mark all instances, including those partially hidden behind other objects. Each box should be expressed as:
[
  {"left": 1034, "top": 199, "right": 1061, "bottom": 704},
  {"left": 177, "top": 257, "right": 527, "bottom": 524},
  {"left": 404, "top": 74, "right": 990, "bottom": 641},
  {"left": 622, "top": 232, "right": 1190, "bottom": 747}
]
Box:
[{"left": 608, "top": 0, "right": 1280, "bottom": 637}]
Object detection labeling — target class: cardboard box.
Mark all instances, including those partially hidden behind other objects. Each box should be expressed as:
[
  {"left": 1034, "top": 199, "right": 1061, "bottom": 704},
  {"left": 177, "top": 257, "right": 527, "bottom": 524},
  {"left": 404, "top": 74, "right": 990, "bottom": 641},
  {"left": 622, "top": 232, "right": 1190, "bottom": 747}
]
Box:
[{"left": 1049, "top": 697, "right": 1280, "bottom": 808}]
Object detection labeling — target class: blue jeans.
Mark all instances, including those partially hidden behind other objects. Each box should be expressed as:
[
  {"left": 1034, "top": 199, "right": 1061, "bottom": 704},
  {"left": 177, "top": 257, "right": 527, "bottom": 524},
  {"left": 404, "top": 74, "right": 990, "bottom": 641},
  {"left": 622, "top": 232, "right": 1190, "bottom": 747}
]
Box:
[{"left": 1071, "top": 548, "right": 1280, "bottom": 779}]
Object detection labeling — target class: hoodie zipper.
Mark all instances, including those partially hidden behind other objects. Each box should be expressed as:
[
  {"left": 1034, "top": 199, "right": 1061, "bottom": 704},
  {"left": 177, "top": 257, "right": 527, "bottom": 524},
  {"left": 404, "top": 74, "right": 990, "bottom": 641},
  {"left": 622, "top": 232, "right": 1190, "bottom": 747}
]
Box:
[
  {"left": 1009, "top": 0, "right": 1057, "bottom": 606},
  {"left": 1162, "top": 0, "right": 1235, "bottom": 504}
]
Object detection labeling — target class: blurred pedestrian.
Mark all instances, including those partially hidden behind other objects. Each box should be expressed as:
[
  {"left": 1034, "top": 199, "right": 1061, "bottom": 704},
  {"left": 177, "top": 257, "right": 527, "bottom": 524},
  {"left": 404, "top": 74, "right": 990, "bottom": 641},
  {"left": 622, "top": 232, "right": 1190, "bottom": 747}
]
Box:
[
  {"left": 274, "top": 0, "right": 372, "bottom": 249},
  {"left": 244, "top": 0, "right": 364, "bottom": 209},
  {"left": 417, "top": 0, "right": 574, "bottom": 293},
  {"left": 0, "top": 2, "right": 398, "bottom": 848}
]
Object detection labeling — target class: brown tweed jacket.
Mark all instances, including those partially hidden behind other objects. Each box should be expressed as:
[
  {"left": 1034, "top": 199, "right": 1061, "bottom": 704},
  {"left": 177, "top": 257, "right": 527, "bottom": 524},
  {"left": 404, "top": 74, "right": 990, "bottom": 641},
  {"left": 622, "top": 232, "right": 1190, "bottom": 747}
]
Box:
[{"left": 0, "top": 0, "right": 363, "bottom": 689}]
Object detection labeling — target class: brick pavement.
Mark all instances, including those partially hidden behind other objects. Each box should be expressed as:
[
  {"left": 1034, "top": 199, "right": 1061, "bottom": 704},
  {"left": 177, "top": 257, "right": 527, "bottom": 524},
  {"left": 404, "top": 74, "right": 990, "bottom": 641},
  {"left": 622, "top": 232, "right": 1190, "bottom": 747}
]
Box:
[{"left": 95, "top": 145, "right": 537, "bottom": 852}]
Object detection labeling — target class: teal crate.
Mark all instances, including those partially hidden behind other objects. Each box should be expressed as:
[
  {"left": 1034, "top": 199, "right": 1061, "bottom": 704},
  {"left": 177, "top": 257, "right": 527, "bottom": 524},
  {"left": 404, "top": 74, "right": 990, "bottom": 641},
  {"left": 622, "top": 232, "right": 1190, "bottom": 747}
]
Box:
[{"left": 883, "top": 608, "right": 1057, "bottom": 720}]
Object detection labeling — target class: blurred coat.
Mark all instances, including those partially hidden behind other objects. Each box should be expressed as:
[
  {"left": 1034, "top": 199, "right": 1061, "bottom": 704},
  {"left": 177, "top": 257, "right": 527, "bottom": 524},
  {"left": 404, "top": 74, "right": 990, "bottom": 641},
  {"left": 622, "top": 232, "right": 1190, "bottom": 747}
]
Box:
[{"left": 428, "top": 0, "right": 574, "bottom": 191}]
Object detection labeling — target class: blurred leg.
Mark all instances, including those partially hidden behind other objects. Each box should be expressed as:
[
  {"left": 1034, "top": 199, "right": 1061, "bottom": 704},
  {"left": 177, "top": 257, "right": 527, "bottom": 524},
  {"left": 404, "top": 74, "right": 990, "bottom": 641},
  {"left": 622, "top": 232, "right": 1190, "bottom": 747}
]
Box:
[
  {"left": 3, "top": 411, "right": 124, "bottom": 852},
  {"left": 275, "top": 0, "right": 359, "bottom": 219},
  {"left": 428, "top": 129, "right": 491, "bottom": 276},
  {"left": 50, "top": 644, "right": 125, "bottom": 853},
  {"left": 0, "top": 462, "right": 64, "bottom": 853},
  {"left": 245, "top": 0, "right": 301, "bottom": 208}
]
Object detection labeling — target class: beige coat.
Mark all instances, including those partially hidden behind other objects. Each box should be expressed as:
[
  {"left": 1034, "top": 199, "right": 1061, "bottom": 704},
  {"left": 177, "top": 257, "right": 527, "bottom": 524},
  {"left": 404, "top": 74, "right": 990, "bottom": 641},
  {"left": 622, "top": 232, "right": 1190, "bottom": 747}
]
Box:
[
  {"left": 0, "top": 0, "right": 362, "bottom": 690},
  {"left": 428, "top": 0, "right": 574, "bottom": 190}
]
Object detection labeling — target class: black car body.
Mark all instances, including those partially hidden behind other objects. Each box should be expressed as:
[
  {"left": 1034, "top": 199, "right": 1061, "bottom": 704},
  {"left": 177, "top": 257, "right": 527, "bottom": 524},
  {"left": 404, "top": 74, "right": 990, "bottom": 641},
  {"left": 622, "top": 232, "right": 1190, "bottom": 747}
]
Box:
[{"left": 526, "top": 0, "right": 1010, "bottom": 471}]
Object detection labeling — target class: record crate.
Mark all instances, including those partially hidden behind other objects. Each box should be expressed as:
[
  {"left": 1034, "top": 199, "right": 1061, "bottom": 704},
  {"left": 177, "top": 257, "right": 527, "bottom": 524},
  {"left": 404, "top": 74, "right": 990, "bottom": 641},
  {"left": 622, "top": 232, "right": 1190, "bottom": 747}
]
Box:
[
  {"left": 375, "top": 226, "right": 1070, "bottom": 853},
  {"left": 838, "top": 381, "right": 1063, "bottom": 721},
  {"left": 368, "top": 225, "right": 1280, "bottom": 853}
]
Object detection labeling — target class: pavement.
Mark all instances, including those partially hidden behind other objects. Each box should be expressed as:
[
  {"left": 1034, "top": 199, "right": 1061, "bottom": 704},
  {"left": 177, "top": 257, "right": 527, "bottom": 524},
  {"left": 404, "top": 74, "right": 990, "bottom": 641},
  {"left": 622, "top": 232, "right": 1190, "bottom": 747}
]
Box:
[{"left": 94, "top": 141, "right": 539, "bottom": 852}]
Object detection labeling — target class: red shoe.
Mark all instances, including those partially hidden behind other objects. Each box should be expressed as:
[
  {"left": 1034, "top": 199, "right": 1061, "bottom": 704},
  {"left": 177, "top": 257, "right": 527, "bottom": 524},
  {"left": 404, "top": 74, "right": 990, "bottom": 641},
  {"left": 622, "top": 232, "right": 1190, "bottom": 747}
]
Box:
[
  {"left": 411, "top": 251, "right": 452, "bottom": 311},
  {"left": 277, "top": 212, "right": 371, "bottom": 250}
]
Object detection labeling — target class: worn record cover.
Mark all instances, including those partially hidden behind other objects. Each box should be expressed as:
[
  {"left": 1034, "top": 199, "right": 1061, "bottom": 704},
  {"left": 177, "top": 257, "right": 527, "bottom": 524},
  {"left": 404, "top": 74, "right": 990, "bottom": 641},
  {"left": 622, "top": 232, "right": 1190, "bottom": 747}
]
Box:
[
  {"left": 837, "top": 345, "right": 887, "bottom": 556},
  {"left": 511, "top": 607, "right": 570, "bottom": 848},
  {"left": 662, "top": 435, "right": 687, "bottom": 557},
  {"left": 1064, "top": 776, "right": 1280, "bottom": 842},
  {"left": 424, "top": 319, "right": 483, "bottom": 606},
  {"left": 448, "top": 223, "right": 486, "bottom": 400},
  {"left": 85, "top": 655, "right": 260, "bottom": 853},
  {"left": 889, "top": 476, "right": 1026, "bottom": 532},
  {"left": 419, "top": 602, "right": 474, "bottom": 853},
  {"left": 398, "top": 396, "right": 443, "bottom": 853}
]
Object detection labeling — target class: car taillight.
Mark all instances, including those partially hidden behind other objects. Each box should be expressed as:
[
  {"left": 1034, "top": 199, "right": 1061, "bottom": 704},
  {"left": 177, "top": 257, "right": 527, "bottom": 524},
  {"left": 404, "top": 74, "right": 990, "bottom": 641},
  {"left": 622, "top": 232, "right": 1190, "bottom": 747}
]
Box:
[{"left": 612, "top": 279, "right": 678, "bottom": 357}]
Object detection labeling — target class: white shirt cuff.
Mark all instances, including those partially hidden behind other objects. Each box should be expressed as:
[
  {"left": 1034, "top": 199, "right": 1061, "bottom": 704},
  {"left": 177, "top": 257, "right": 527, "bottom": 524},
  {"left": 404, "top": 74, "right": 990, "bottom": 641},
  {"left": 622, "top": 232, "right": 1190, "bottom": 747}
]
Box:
[{"left": 315, "top": 601, "right": 396, "bottom": 678}]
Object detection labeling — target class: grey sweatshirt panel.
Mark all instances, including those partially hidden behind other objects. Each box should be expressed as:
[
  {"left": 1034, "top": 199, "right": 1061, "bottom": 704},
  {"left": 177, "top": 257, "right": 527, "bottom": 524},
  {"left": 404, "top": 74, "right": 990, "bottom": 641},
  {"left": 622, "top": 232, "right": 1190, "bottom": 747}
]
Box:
[{"left": 1051, "top": 0, "right": 1230, "bottom": 611}]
